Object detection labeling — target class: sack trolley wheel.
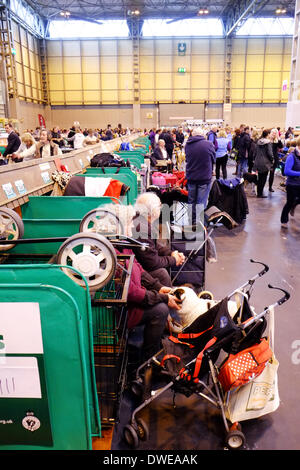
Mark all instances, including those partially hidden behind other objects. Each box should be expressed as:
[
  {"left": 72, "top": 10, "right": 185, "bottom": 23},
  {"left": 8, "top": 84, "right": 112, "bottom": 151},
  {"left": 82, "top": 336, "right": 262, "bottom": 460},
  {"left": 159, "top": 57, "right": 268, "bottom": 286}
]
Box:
[
  {"left": 123, "top": 424, "right": 139, "bottom": 449},
  {"left": 0, "top": 207, "right": 24, "bottom": 251},
  {"left": 56, "top": 232, "right": 117, "bottom": 291},
  {"left": 79, "top": 209, "right": 124, "bottom": 236},
  {"left": 225, "top": 427, "right": 245, "bottom": 450}
]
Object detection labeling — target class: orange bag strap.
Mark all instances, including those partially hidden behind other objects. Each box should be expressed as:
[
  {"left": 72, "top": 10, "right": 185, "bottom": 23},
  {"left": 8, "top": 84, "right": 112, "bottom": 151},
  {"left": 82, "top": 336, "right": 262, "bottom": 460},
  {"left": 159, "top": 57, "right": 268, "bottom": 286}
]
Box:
[
  {"left": 160, "top": 354, "right": 181, "bottom": 368},
  {"left": 193, "top": 337, "right": 217, "bottom": 379}
]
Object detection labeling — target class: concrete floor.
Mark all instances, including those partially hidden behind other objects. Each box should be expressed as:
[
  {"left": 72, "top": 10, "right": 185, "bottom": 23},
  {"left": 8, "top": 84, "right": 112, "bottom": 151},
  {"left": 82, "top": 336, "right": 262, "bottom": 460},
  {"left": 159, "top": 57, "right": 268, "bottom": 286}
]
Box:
[{"left": 112, "top": 171, "right": 300, "bottom": 451}]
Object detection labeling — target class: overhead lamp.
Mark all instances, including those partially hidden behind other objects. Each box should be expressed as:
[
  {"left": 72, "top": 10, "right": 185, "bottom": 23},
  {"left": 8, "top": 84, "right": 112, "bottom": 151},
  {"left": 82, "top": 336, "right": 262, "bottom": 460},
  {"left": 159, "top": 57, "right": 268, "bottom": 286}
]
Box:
[
  {"left": 134, "top": 9, "right": 140, "bottom": 15},
  {"left": 275, "top": 7, "right": 287, "bottom": 14},
  {"left": 60, "top": 11, "right": 71, "bottom": 17},
  {"left": 198, "top": 8, "right": 209, "bottom": 15}
]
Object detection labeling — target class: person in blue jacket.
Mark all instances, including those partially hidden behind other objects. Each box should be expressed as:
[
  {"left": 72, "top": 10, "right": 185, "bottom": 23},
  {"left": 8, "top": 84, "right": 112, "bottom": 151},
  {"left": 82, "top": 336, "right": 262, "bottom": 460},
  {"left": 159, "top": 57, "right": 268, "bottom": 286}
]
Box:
[
  {"left": 280, "top": 137, "right": 300, "bottom": 228},
  {"left": 215, "top": 129, "right": 231, "bottom": 179}
]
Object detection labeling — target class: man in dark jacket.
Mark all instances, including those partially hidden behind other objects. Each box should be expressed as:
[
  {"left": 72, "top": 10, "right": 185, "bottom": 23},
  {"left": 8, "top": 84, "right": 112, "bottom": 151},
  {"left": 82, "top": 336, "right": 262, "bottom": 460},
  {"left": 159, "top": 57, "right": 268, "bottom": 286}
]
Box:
[
  {"left": 185, "top": 127, "right": 216, "bottom": 224},
  {"left": 236, "top": 126, "right": 251, "bottom": 177},
  {"left": 207, "top": 125, "right": 218, "bottom": 151},
  {"left": 159, "top": 129, "right": 174, "bottom": 160},
  {"left": 1, "top": 123, "right": 21, "bottom": 164}
]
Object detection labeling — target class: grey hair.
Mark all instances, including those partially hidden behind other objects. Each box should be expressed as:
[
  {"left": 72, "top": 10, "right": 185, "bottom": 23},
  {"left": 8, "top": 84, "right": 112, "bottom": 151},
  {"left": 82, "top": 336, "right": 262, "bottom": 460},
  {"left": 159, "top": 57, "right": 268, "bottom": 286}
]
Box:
[
  {"left": 135, "top": 192, "right": 161, "bottom": 220},
  {"left": 192, "top": 127, "right": 205, "bottom": 137}
]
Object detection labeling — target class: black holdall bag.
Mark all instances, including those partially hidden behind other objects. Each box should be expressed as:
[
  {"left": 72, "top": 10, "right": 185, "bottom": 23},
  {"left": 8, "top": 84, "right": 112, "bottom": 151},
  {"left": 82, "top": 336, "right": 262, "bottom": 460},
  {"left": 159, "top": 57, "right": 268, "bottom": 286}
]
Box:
[{"left": 90, "top": 152, "right": 130, "bottom": 168}]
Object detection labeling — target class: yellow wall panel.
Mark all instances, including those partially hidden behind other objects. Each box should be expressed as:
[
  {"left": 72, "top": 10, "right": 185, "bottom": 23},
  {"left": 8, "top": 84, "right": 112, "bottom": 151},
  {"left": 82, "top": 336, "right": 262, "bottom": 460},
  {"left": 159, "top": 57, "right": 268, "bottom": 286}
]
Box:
[
  {"left": 174, "top": 89, "right": 190, "bottom": 101},
  {"left": 191, "top": 73, "right": 209, "bottom": 89},
  {"left": 118, "top": 40, "right": 132, "bottom": 55},
  {"left": 155, "top": 40, "right": 172, "bottom": 55},
  {"left": 156, "top": 89, "right": 172, "bottom": 101},
  {"left": 264, "top": 54, "right": 283, "bottom": 71},
  {"left": 156, "top": 72, "right": 172, "bottom": 89},
  {"left": 64, "top": 73, "right": 82, "bottom": 90},
  {"left": 244, "top": 88, "right": 263, "bottom": 102},
  {"left": 265, "top": 38, "right": 283, "bottom": 54},
  {"left": 232, "top": 55, "right": 246, "bottom": 72},
  {"left": 48, "top": 75, "right": 64, "bottom": 91},
  {"left": 174, "top": 56, "right": 190, "bottom": 70},
  {"left": 283, "top": 55, "right": 291, "bottom": 71},
  {"left": 81, "top": 56, "right": 99, "bottom": 74},
  {"left": 62, "top": 41, "right": 81, "bottom": 56},
  {"left": 264, "top": 71, "right": 281, "bottom": 88},
  {"left": 82, "top": 74, "right": 100, "bottom": 89},
  {"left": 48, "top": 57, "right": 63, "bottom": 74},
  {"left": 63, "top": 57, "right": 81, "bottom": 73},
  {"left": 155, "top": 56, "right": 172, "bottom": 72},
  {"left": 191, "top": 55, "right": 210, "bottom": 72},
  {"left": 139, "top": 55, "right": 155, "bottom": 72},
  {"left": 102, "top": 90, "right": 118, "bottom": 102},
  {"left": 99, "top": 41, "right": 117, "bottom": 56},
  {"left": 247, "top": 39, "right": 265, "bottom": 54},
  {"left": 232, "top": 39, "right": 247, "bottom": 55},
  {"left": 81, "top": 40, "right": 99, "bottom": 56},
  {"left": 263, "top": 89, "right": 280, "bottom": 101},
  {"left": 209, "top": 88, "right": 223, "bottom": 101},
  {"left": 47, "top": 41, "right": 63, "bottom": 56},
  {"left": 119, "top": 90, "right": 133, "bottom": 102},
  {"left": 174, "top": 72, "right": 190, "bottom": 89},
  {"left": 139, "top": 40, "right": 154, "bottom": 55},
  {"left": 83, "top": 90, "right": 101, "bottom": 103},
  {"left": 119, "top": 73, "right": 133, "bottom": 90},
  {"left": 210, "top": 39, "right": 224, "bottom": 54},
  {"left": 65, "top": 90, "right": 83, "bottom": 103},
  {"left": 191, "top": 39, "right": 210, "bottom": 55},
  {"left": 101, "top": 56, "right": 117, "bottom": 73},
  {"left": 50, "top": 91, "right": 65, "bottom": 104},
  {"left": 118, "top": 56, "right": 132, "bottom": 73},
  {"left": 21, "top": 46, "right": 29, "bottom": 67},
  {"left": 209, "top": 72, "right": 224, "bottom": 89},
  {"left": 231, "top": 71, "right": 245, "bottom": 88},
  {"left": 191, "top": 89, "right": 209, "bottom": 101},
  {"left": 210, "top": 55, "right": 224, "bottom": 72},
  {"left": 140, "top": 89, "right": 156, "bottom": 102},
  {"left": 245, "top": 71, "right": 263, "bottom": 88},
  {"left": 140, "top": 73, "right": 155, "bottom": 89},
  {"left": 231, "top": 89, "right": 244, "bottom": 102},
  {"left": 101, "top": 74, "right": 118, "bottom": 90},
  {"left": 246, "top": 55, "right": 264, "bottom": 71}
]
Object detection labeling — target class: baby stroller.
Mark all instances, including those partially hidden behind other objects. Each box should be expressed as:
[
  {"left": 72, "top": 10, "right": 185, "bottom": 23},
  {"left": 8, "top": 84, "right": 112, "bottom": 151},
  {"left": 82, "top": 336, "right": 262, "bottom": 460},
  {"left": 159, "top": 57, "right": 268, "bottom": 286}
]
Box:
[{"left": 123, "top": 260, "right": 290, "bottom": 450}]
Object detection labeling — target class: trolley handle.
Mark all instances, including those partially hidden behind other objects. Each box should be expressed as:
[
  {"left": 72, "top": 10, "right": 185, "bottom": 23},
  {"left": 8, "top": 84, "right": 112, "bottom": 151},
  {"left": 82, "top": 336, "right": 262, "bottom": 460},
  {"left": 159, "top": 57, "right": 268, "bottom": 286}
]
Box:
[
  {"left": 250, "top": 259, "right": 269, "bottom": 277},
  {"left": 268, "top": 284, "right": 290, "bottom": 306}
]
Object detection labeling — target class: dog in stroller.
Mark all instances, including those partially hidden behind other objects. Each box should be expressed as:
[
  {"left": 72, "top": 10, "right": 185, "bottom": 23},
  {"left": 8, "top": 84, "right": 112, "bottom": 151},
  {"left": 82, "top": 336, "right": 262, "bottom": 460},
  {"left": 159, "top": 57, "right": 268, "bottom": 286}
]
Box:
[{"left": 123, "top": 260, "right": 290, "bottom": 450}]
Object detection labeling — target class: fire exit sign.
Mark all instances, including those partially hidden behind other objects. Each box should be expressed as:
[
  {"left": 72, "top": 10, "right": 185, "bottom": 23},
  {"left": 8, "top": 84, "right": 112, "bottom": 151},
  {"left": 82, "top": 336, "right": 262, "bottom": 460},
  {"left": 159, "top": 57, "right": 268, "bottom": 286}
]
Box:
[{"left": 178, "top": 67, "right": 186, "bottom": 73}]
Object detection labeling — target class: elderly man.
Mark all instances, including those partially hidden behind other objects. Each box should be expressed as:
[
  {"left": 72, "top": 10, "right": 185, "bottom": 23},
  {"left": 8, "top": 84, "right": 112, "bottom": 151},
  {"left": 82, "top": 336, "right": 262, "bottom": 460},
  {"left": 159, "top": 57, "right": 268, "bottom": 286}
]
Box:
[
  {"left": 132, "top": 192, "right": 185, "bottom": 286},
  {"left": 185, "top": 127, "right": 215, "bottom": 224},
  {"left": 153, "top": 139, "right": 168, "bottom": 161}
]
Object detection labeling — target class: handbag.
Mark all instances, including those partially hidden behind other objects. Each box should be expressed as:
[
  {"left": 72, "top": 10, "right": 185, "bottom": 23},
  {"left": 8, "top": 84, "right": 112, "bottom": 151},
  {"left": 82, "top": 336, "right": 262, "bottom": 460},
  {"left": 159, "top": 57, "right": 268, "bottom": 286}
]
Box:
[{"left": 218, "top": 338, "right": 273, "bottom": 392}]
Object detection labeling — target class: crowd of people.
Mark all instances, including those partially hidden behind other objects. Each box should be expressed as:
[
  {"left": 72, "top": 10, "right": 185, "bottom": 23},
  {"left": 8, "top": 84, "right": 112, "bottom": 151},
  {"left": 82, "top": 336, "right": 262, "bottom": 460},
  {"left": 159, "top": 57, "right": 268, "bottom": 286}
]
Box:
[
  {"left": 0, "top": 122, "right": 137, "bottom": 164},
  {"left": 148, "top": 123, "right": 299, "bottom": 229},
  {"left": 0, "top": 119, "right": 299, "bottom": 230}
]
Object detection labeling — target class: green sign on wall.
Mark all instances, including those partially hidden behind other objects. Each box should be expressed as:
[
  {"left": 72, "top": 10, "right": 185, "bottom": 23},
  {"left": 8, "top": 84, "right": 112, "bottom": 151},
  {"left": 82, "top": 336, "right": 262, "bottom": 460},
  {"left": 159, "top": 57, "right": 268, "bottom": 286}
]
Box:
[{"left": 178, "top": 42, "right": 186, "bottom": 56}]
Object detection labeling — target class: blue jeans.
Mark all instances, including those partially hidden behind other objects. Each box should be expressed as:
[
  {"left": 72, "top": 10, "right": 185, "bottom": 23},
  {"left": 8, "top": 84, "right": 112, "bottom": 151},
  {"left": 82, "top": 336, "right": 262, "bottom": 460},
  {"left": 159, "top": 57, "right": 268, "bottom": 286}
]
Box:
[
  {"left": 237, "top": 158, "right": 248, "bottom": 178},
  {"left": 187, "top": 181, "right": 211, "bottom": 224}
]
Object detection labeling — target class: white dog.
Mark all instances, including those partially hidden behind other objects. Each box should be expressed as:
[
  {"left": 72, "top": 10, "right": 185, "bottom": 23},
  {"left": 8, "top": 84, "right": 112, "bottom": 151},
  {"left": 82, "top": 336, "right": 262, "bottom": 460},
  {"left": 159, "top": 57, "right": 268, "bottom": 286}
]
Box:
[{"left": 167, "top": 286, "right": 239, "bottom": 333}]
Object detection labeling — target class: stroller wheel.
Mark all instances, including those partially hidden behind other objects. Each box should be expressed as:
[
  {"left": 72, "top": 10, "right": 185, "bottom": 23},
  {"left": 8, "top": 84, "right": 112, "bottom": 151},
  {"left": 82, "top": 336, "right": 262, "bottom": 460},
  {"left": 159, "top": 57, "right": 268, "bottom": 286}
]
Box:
[
  {"left": 225, "top": 429, "right": 245, "bottom": 450},
  {"left": 124, "top": 424, "right": 139, "bottom": 449},
  {"left": 135, "top": 418, "right": 149, "bottom": 442}
]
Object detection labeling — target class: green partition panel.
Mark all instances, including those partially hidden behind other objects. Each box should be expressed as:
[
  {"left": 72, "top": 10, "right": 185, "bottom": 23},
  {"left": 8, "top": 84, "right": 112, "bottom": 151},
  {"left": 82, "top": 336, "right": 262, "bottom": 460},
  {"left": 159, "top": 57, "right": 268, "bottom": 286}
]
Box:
[
  {"left": 12, "top": 196, "right": 122, "bottom": 255},
  {"left": 0, "top": 264, "right": 101, "bottom": 450}
]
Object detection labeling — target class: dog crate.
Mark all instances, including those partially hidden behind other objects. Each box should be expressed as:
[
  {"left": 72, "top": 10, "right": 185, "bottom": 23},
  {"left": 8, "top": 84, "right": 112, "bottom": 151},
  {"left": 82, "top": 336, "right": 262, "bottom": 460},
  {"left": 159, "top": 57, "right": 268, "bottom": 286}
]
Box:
[{"left": 92, "top": 254, "right": 134, "bottom": 426}]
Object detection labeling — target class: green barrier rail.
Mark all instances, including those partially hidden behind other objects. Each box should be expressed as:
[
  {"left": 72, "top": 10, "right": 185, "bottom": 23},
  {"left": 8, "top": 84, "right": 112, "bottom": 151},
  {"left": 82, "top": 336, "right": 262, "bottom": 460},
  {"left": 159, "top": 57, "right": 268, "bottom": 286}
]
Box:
[{"left": 0, "top": 263, "right": 101, "bottom": 449}]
